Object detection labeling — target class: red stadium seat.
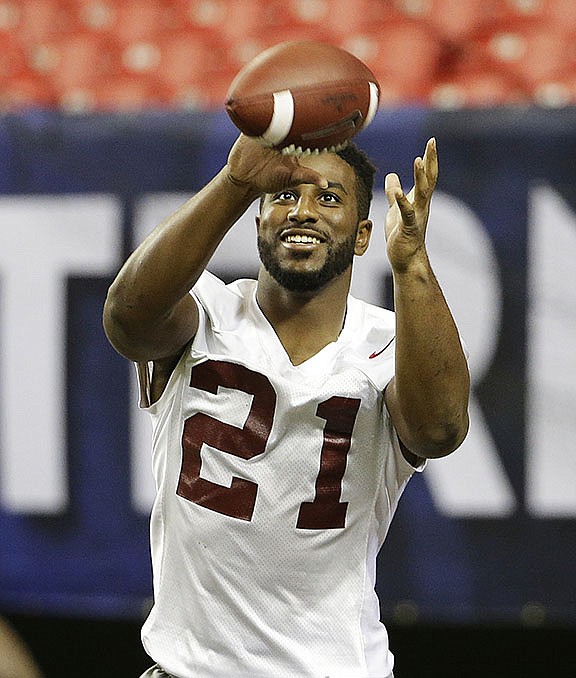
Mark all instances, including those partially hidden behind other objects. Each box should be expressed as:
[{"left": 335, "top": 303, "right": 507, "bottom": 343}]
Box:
[
  {"left": 273, "top": 0, "right": 409, "bottom": 39},
  {"left": 0, "top": 0, "right": 21, "bottom": 35},
  {"left": 257, "top": 0, "right": 403, "bottom": 43},
  {"left": 105, "top": 0, "right": 175, "bottom": 45},
  {"left": 394, "top": 0, "right": 488, "bottom": 42},
  {"left": 341, "top": 20, "right": 442, "bottom": 103},
  {"left": 485, "top": 0, "right": 560, "bottom": 28},
  {"left": 115, "top": 27, "right": 234, "bottom": 109},
  {"left": 173, "top": 0, "right": 269, "bottom": 43},
  {"left": 28, "top": 31, "right": 116, "bottom": 94},
  {"left": 478, "top": 23, "right": 569, "bottom": 91},
  {"left": 0, "top": 33, "right": 26, "bottom": 81},
  {"left": 533, "top": 71, "right": 576, "bottom": 107},
  {"left": 12, "top": 0, "right": 73, "bottom": 43},
  {"left": 164, "top": 68, "right": 236, "bottom": 109},
  {"left": 72, "top": 0, "right": 117, "bottom": 33},
  {"left": 143, "top": 29, "right": 223, "bottom": 89},
  {"left": 0, "top": 73, "right": 57, "bottom": 110},
  {"left": 430, "top": 69, "right": 526, "bottom": 108},
  {"left": 543, "top": 0, "right": 576, "bottom": 32},
  {"left": 91, "top": 74, "right": 167, "bottom": 110}
]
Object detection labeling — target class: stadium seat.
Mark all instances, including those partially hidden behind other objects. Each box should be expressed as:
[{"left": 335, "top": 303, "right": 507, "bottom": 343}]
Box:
[
  {"left": 0, "top": 33, "right": 26, "bottom": 81},
  {"left": 0, "top": 0, "right": 21, "bottom": 34},
  {"left": 150, "top": 29, "right": 224, "bottom": 87},
  {"left": 278, "top": 0, "right": 401, "bottom": 40},
  {"left": 173, "top": 0, "right": 269, "bottom": 43},
  {"left": 394, "top": 0, "right": 487, "bottom": 42},
  {"left": 479, "top": 23, "right": 568, "bottom": 91},
  {"left": 544, "top": 0, "right": 576, "bottom": 31},
  {"left": 72, "top": 0, "right": 117, "bottom": 32},
  {"left": 0, "top": 73, "right": 56, "bottom": 110},
  {"left": 105, "top": 0, "right": 175, "bottom": 45},
  {"left": 430, "top": 69, "right": 526, "bottom": 108},
  {"left": 533, "top": 72, "right": 576, "bottom": 107},
  {"left": 341, "top": 20, "right": 442, "bottom": 103},
  {"left": 91, "top": 74, "right": 167, "bottom": 110},
  {"left": 28, "top": 31, "right": 116, "bottom": 94},
  {"left": 165, "top": 68, "right": 235, "bottom": 109},
  {"left": 486, "top": 0, "right": 557, "bottom": 26},
  {"left": 12, "top": 0, "right": 72, "bottom": 43}
]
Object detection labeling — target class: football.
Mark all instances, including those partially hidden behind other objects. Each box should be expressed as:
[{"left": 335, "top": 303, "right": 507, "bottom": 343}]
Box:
[{"left": 225, "top": 41, "right": 380, "bottom": 152}]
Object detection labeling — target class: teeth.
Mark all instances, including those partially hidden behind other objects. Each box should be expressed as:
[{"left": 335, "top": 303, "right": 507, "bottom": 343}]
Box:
[
  {"left": 281, "top": 141, "right": 349, "bottom": 156},
  {"left": 285, "top": 234, "right": 321, "bottom": 244}
]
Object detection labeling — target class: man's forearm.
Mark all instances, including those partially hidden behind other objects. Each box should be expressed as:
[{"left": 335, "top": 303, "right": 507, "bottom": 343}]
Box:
[{"left": 390, "top": 254, "right": 470, "bottom": 457}]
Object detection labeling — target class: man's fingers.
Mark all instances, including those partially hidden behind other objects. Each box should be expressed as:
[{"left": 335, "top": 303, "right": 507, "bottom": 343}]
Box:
[
  {"left": 299, "top": 168, "right": 329, "bottom": 189},
  {"left": 385, "top": 173, "right": 402, "bottom": 206},
  {"left": 423, "top": 137, "right": 438, "bottom": 190},
  {"left": 395, "top": 191, "right": 416, "bottom": 227},
  {"left": 413, "top": 155, "right": 431, "bottom": 207},
  {"left": 385, "top": 173, "right": 415, "bottom": 226}
]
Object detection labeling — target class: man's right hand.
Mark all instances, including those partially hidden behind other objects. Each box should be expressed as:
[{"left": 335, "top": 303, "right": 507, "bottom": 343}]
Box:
[{"left": 226, "top": 134, "right": 329, "bottom": 196}]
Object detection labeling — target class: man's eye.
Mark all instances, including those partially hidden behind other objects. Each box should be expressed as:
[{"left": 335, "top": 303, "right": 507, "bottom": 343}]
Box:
[
  {"left": 274, "top": 191, "right": 296, "bottom": 201},
  {"left": 320, "top": 193, "right": 340, "bottom": 204}
]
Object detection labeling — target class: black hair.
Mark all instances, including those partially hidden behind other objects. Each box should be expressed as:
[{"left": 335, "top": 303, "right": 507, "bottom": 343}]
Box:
[{"left": 336, "top": 142, "right": 377, "bottom": 221}]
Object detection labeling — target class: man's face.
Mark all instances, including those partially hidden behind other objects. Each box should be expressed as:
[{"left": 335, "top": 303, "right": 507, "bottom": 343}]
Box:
[{"left": 256, "top": 153, "right": 371, "bottom": 293}]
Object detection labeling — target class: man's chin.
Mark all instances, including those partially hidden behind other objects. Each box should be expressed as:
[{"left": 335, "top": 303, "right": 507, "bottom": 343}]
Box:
[
  {"left": 258, "top": 234, "right": 355, "bottom": 293},
  {"left": 269, "top": 267, "right": 328, "bottom": 293}
]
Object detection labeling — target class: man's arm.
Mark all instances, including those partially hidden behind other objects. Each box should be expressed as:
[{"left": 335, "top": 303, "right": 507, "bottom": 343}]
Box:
[
  {"left": 103, "top": 135, "right": 328, "bottom": 363},
  {"left": 384, "top": 138, "right": 470, "bottom": 460}
]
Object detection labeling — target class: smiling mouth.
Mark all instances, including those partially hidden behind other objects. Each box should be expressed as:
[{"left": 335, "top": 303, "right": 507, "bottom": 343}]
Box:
[
  {"left": 284, "top": 233, "right": 322, "bottom": 244},
  {"left": 280, "top": 229, "right": 326, "bottom": 246}
]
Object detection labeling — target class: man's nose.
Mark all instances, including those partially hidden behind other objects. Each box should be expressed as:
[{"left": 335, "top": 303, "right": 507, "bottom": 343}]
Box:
[{"left": 288, "top": 195, "right": 317, "bottom": 223}]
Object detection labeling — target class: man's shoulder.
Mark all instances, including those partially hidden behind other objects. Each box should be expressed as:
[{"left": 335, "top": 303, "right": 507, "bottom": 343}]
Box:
[
  {"left": 194, "top": 269, "right": 254, "bottom": 295},
  {"left": 337, "top": 296, "right": 396, "bottom": 380},
  {"left": 191, "top": 271, "right": 257, "bottom": 336},
  {"left": 348, "top": 294, "right": 396, "bottom": 332},
  {"left": 193, "top": 271, "right": 255, "bottom": 307}
]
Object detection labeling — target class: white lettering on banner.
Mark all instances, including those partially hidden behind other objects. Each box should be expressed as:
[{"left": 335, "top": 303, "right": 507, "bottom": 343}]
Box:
[
  {"left": 527, "top": 186, "right": 576, "bottom": 517},
  {"left": 0, "top": 195, "right": 122, "bottom": 513},
  {"left": 130, "top": 191, "right": 517, "bottom": 516}
]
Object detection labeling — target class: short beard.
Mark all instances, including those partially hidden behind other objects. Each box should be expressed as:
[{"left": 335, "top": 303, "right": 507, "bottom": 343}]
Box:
[{"left": 257, "top": 233, "right": 357, "bottom": 293}]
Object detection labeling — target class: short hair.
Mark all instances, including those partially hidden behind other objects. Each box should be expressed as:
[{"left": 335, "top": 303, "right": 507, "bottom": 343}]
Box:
[{"left": 336, "top": 142, "right": 377, "bottom": 221}]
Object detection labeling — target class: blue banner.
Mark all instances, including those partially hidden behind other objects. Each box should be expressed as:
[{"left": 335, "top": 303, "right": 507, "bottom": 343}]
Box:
[{"left": 1, "top": 107, "right": 575, "bottom": 624}]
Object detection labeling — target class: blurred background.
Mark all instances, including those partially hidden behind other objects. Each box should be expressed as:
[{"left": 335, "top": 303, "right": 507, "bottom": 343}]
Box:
[
  {"left": 1, "top": 0, "right": 576, "bottom": 676},
  {"left": 2, "top": 0, "right": 576, "bottom": 110}
]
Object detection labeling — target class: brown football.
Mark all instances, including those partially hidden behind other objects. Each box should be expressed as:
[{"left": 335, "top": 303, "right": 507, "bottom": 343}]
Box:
[{"left": 225, "top": 41, "right": 380, "bottom": 151}]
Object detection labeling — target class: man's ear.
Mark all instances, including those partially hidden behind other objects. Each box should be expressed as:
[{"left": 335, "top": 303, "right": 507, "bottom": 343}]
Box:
[{"left": 354, "top": 219, "right": 372, "bottom": 256}]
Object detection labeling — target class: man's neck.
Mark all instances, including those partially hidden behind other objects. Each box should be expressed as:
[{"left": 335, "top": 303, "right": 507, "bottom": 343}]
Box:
[{"left": 255, "top": 269, "right": 350, "bottom": 365}]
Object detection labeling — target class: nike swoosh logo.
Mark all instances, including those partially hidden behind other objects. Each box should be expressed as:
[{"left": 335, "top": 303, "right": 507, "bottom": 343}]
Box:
[{"left": 368, "top": 337, "right": 394, "bottom": 359}]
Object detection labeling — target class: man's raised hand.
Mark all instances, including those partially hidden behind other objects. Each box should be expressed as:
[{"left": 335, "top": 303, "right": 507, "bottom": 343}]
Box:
[{"left": 384, "top": 137, "right": 438, "bottom": 273}]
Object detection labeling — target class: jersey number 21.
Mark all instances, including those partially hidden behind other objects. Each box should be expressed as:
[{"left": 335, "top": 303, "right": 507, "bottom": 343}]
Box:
[{"left": 177, "top": 360, "right": 360, "bottom": 529}]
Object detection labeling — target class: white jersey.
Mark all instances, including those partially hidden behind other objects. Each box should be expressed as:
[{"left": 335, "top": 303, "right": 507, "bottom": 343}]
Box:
[{"left": 140, "top": 271, "right": 422, "bottom": 678}]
